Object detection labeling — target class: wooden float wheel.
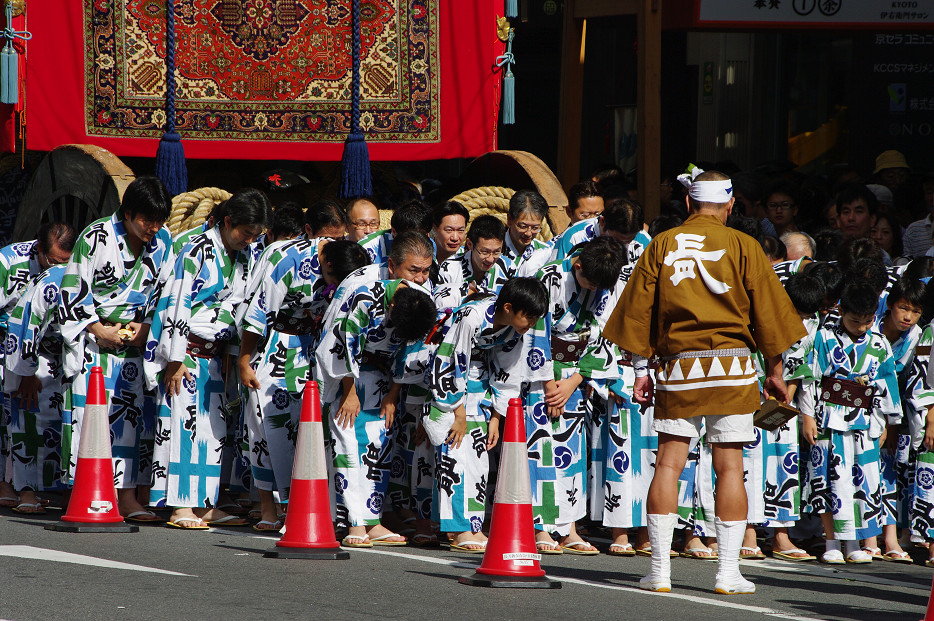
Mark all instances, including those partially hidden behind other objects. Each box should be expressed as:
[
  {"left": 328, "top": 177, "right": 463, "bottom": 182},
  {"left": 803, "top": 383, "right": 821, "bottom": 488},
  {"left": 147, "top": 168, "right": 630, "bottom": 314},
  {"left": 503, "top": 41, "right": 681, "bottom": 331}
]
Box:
[{"left": 13, "top": 144, "right": 135, "bottom": 242}]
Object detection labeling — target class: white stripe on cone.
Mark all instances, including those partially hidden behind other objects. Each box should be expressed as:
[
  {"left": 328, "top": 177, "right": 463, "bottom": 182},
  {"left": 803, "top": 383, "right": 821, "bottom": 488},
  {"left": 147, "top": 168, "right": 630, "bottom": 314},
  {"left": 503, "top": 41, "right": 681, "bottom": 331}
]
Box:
[
  {"left": 77, "top": 404, "right": 111, "bottom": 459},
  {"left": 494, "top": 440, "right": 532, "bottom": 505},
  {"left": 292, "top": 421, "right": 328, "bottom": 481}
]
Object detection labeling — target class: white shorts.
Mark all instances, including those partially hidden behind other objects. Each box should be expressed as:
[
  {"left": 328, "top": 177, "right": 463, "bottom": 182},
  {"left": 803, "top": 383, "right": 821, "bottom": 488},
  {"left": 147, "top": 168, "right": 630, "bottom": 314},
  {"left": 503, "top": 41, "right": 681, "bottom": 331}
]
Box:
[{"left": 652, "top": 413, "right": 754, "bottom": 444}]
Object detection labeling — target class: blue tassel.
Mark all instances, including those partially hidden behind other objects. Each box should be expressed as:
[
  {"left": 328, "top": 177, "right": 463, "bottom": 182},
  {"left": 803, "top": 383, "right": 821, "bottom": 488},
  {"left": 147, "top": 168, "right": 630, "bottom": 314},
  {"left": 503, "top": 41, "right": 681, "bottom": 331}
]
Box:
[
  {"left": 0, "top": 43, "right": 15, "bottom": 105},
  {"left": 502, "top": 69, "right": 515, "bottom": 125},
  {"left": 505, "top": 0, "right": 517, "bottom": 18},
  {"left": 155, "top": 131, "right": 188, "bottom": 197},
  {"left": 339, "top": 130, "right": 372, "bottom": 200}
]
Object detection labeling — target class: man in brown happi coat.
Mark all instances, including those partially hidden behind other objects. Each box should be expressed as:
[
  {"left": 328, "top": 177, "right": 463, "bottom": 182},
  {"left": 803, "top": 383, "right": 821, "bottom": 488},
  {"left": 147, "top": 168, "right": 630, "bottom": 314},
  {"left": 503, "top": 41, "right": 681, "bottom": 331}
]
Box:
[{"left": 603, "top": 167, "right": 806, "bottom": 595}]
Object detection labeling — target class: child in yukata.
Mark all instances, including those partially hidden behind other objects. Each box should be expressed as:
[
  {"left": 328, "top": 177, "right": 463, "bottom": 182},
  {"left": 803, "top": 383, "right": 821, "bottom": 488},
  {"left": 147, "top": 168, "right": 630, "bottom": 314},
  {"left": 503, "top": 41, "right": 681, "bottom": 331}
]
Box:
[{"left": 798, "top": 281, "right": 901, "bottom": 564}]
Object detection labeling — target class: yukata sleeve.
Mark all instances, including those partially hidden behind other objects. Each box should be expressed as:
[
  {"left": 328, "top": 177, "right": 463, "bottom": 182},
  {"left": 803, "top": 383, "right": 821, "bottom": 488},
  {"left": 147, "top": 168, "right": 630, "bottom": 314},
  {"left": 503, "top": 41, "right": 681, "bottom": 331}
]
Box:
[
  {"left": 905, "top": 326, "right": 934, "bottom": 446},
  {"left": 240, "top": 254, "right": 292, "bottom": 339},
  {"left": 873, "top": 343, "right": 902, "bottom": 426},
  {"left": 525, "top": 310, "right": 554, "bottom": 383},
  {"left": 489, "top": 331, "right": 528, "bottom": 416},
  {"left": 143, "top": 236, "right": 176, "bottom": 325},
  {"left": 797, "top": 332, "right": 828, "bottom": 419},
  {"left": 428, "top": 310, "right": 479, "bottom": 414},
  {"left": 58, "top": 232, "right": 103, "bottom": 378},
  {"left": 315, "top": 286, "right": 374, "bottom": 385},
  {"left": 4, "top": 272, "right": 58, "bottom": 377},
  {"left": 602, "top": 248, "right": 657, "bottom": 359},
  {"left": 146, "top": 247, "right": 203, "bottom": 381}
]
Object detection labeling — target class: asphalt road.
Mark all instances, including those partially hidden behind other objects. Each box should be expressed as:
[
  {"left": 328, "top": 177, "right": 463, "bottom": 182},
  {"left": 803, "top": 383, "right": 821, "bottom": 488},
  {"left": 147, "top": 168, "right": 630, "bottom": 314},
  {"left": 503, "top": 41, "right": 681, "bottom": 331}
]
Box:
[{"left": 0, "top": 505, "right": 929, "bottom": 621}]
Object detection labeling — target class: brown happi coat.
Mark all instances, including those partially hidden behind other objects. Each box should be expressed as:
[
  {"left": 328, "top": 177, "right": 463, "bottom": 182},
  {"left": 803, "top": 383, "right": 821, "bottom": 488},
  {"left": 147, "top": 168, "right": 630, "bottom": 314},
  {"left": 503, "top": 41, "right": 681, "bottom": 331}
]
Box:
[{"left": 603, "top": 213, "right": 806, "bottom": 419}]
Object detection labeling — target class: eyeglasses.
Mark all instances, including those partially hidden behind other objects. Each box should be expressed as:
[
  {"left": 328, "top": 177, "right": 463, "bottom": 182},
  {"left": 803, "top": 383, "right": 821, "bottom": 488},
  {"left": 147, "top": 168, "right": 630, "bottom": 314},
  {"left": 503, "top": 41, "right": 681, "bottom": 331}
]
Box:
[
  {"left": 767, "top": 202, "right": 795, "bottom": 212},
  {"left": 513, "top": 222, "right": 542, "bottom": 233},
  {"left": 474, "top": 248, "right": 502, "bottom": 258},
  {"left": 351, "top": 220, "right": 380, "bottom": 231}
]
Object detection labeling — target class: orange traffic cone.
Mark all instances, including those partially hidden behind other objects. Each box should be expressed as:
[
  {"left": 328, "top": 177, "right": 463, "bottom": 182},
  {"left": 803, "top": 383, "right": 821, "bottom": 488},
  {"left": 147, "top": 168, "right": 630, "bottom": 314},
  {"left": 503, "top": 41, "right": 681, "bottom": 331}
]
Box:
[
  {"left": 460, "top": 397, "right": 560, "bottom": 588},
  {"left": 47, "top": 366, "right": 137, "bottom": 533},
  {"left": 922, "top": 574, "right": 934, "bottom": 621},
  {"left": 265, "top": 380, "right": 348, "bottom": 559}
]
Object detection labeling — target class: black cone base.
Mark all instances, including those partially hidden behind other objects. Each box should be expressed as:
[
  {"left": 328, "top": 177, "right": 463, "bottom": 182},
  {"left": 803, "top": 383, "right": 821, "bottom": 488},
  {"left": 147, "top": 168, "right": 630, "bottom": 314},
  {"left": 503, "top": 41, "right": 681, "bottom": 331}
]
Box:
[
  {"left": 264, "top": 546, "right": 350, "bottom": 560},
  {"left": 459, "top": 572, "right": 561, "bottom": 589},
  {"left": 45, "top": 521, "right": 139, "bottom": 533}
]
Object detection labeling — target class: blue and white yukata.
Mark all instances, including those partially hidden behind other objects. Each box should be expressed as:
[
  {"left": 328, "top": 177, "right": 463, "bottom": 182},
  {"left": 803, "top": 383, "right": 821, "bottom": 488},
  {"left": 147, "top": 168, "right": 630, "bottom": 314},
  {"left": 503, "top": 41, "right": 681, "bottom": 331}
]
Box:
[
  {"left": 358, "top": 229, "right": 393, "bottom": 264},
  {"left": 502, "top": 233, "right": 551, "bottom": 278},
  {"left": 524, "top": 255, "right": 618, "bottom": 536},
  {"left": 536, "top": 216, "right": 651, "bottom": 269},
  {"left": 583, "top": 263, "right": 656, "bottom": 531},
  {"left": 239, "top": 236, "right": 331, "bottom": 497},
  {"left": 315, "top": 279, "right": 414, "bottom": 528},
  {"left": 426, "top": 297, "right": 525, "bottom": 534},
  {"left": 0, "top": 240, "right": 43, "bottom": 487},
  {"left": 874, "top": 316, "right": 921, "bottom": 529},
  {"left": 796, "top": 324, "right": 901, "bottom": 540},
  {"left": 4, "top": 265, "right": 67, "bottom": 493},
  {"left": 144, "top": 226, "right": 250, "bottom": 508},
  {"left": 434, "top": 250, "right": 510, "bottom": 311},
  {"left": 59, "top": 215, "right": 173, "bottom": 489},
  {"left": 901, "top": 324, "right": 934, "bottom": 540}
]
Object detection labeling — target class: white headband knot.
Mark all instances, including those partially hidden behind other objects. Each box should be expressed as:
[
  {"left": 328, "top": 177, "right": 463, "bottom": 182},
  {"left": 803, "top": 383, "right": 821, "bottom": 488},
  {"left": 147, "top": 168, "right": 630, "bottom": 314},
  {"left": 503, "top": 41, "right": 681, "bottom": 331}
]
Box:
[{"left": 677, "top": 165, "right": 733, "bottom": 203}]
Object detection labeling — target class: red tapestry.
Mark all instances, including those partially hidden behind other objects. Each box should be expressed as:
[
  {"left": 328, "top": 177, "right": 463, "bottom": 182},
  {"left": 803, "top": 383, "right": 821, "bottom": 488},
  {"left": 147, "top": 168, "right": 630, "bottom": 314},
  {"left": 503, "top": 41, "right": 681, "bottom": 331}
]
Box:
[{"left": 24, "top": 0, "right": 503, "bottom": 160}]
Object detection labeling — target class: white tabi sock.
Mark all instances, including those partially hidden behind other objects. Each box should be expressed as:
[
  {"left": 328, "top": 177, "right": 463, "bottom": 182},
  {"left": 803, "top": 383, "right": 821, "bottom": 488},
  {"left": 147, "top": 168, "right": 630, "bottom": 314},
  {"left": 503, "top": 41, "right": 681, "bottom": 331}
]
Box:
[
  {"left": 825, "top": 539, "right": 841, "bottom": 553},
  {"left": 640, "top": 513, "right": 677, "bottom": 592},
  {"left": 714, "top": 517, "right": 755, "bottom": 594}
]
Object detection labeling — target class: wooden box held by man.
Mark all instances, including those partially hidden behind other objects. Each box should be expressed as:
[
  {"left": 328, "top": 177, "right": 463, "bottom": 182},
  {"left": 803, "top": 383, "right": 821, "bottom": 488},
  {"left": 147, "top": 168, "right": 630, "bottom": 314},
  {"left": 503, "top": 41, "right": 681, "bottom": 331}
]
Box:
[{"left": 603, "top": 167, "right": 806, "bottom": 595}]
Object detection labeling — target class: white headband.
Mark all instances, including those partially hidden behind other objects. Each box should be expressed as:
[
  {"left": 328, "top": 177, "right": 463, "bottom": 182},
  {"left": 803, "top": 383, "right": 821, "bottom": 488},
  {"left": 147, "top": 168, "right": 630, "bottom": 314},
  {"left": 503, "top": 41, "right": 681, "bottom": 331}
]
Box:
[{"left": 677, "top": 166, "right": 733, "bottom": 204}]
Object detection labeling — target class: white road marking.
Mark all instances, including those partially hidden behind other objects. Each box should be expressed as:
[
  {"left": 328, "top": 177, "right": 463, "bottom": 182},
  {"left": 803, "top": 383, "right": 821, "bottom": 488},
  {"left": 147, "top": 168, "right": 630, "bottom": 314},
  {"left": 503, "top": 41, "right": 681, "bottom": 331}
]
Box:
[
  {"left": 0, "top": 545, "right": 193, "bottom": 576},
  {"left": 352, "top": 548, "right": 821, "bottom": 621}
]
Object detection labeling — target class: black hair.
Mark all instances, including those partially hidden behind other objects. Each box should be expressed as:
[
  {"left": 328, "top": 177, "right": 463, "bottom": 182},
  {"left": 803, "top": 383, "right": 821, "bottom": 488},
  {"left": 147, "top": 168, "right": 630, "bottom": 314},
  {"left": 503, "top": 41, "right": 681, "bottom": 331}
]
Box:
[
  {"left": 836, "top": 237, "right": 884, "bottom": 273},
  {"left": 871, "top": 212, "right": 903, "bottom": 258},
  {"left": 764, "top": 179, "right": 800, "bottom": 209},
  {"left": 812, "top": 228, "right": 844, "bottom": 262},
  {"left": 726, "top": 214, "right": 763, "bottom": 241},
  {"left": 835, "top": 182, "right": 879, "bottom": 215},
  {"left": 388, "top": 287, "right": 438, "bottom": 341},
  {"left": 466, "top": 215, "right": 507, "bottom": 246},
  {"left": 578, "top": 237, "right": 626, "bottom": 290},
  {"left": 760, "top": 235, "right": 786, "bottom": 263},
  {"left": 839, "top": 281, "right": 881, "bottom": 316},
  {"left": 601, "top": 198, "right": 643, "bottom": 235},
  {"left": 495, "top": 276, "right": 548, "bottom": 319},
  {"left": 846, "top": 257, "right": 889, "bottom": 295},
  {"left": 887, "top": 276, "right": 926, "bottom": 311},
  {"left": 431, "top": 201, "right": 470, "bottom": 228},
  {"left": 391, "top": 199, "right": 432, "bottom": 234},
  {"left": 269, "top": 202, "right": 305, "bottom": 241},
  {"left": 220, "top": 188, "right": 272, "bottom": 228},
  {"left": 508, "top": 190, "right": 549, "bottom": 221},
  {"left": 784, "top": 273, "right": 825, "bottom": 316},
  {"left": 121, "top": 176, "right": 172, "bottom": 222},
  {"left": 648, "top": 214, "right": 682, "bottom": 237},
  {"left": 321, "top": 239, "right": 371, "bottom": 284},
  {"left": 731, "top": 172, "right": 765, "bottom": 206},
  {"left": 904, "top": 256, "right": 934, "bottom": 281},
  {"left": 37, "top": 221, "right": 77, "bottom": 254},
  {"left": 568, "top": 180, "right": 603, "bottom": 209},
  {"left": 305, "top": 199, "right": 348, "bottom": 235},
  {"left": 590, "top": 164, "right": 624, "bottom": 190},
  {"left": 803, "top": 261, "right": 845, "bottom": 303},
  {"left": 388, "top": 230, "right": 434, "bottom": 266}
]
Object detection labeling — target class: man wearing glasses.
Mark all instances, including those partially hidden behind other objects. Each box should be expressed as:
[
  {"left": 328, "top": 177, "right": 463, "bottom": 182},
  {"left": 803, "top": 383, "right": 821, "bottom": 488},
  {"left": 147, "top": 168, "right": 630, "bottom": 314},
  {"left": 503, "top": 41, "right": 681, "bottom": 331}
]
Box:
[
  {"left": 502, "top": 190, "right": 551, "bottom": 277},
  {"left": 434, "top": 215, "right": 510, "bottom": 310},
  {"left": 346, "top": 197, "right": 381, "bottom": 243}
]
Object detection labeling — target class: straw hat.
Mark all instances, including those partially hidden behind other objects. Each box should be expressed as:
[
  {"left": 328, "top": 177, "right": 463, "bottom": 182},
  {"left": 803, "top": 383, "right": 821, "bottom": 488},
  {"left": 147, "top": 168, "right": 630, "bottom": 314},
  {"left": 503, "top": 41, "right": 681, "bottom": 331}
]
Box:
[{"left": 874, "top": 150, "right": 909, "bottom": 174}]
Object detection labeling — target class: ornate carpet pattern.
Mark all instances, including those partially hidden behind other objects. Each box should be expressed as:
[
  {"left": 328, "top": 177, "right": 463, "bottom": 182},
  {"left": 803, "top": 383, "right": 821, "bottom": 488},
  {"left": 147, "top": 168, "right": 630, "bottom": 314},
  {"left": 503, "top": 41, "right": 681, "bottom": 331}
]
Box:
[{"left": 85, "top": 0, "right": 440, "bottom": 142}]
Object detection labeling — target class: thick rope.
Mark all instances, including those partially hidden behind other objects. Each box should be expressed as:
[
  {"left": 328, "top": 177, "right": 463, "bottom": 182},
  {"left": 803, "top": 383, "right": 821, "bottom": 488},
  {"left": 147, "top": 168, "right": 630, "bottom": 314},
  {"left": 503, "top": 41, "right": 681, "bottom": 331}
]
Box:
[{"left": 167, "top": 187, "right": 230, "bottom": 235}]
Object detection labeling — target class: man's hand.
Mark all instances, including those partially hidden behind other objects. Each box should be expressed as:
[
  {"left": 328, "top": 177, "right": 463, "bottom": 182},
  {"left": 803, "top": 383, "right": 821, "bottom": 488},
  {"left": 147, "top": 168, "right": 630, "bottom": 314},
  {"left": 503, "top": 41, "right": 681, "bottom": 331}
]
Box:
[
  {"left": 12, "top": 375, "right": 42, "bottom": 410},
  {"left": 545, "top": 374, "right": 583, "bottom": 418},
  {"left": 124, "top": 321, "right": 149, "bottom": 348},
  {"left": 802, "top": 416, "right": 818, "bottom": 446},
  {"left": 632, "top": 374, "right": 654, "bottom": 405},
  {"left": 486, "top": 411, "right": 502, "bottom": 450},
  {"left": 446, "top": 406, "right": 468, "bottom": 448},
  {"left": 89, "top": 322, "right": 125, "bottom": 350},
  {"left": 763, "top": 354, "right": 789, "bottom": 403},
  {"left": 165, "top": 360, "right": 193, "bottom": 397},
  {"left": 337, "top": 378, "right": 361, "bottom": 429}
]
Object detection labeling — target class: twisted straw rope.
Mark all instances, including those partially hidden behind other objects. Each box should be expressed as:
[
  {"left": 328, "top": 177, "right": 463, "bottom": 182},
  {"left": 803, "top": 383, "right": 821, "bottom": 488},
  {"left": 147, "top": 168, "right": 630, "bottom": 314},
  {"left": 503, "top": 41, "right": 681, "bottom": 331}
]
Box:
[
  {"left": 167, "top": 187, "right": 231, "bottom": 236},
  {"left": 451, "top": 186, "right": 552, "bottom": 242}
]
